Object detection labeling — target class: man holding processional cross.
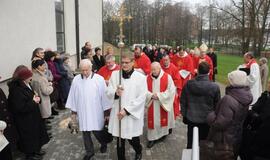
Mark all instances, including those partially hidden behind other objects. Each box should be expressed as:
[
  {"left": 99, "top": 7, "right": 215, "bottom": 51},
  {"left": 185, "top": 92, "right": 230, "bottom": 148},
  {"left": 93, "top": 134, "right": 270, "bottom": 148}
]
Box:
[{"left": 106, "top": 4, "right": 146, "bottom": 160}]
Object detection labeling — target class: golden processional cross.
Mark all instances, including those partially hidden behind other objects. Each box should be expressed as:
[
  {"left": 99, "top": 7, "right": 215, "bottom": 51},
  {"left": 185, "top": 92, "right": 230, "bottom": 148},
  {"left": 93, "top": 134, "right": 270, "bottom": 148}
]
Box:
[
  {"left": 112, "top": 4, "right": 132, "bottom": 146},
  {"left": 112, "top": 4, "right": 132, "bottom": 47}
]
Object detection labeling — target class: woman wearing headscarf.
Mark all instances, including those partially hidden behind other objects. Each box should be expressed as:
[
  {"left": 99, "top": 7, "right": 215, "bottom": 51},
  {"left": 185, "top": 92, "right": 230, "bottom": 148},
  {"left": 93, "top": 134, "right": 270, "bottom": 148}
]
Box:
[{"left": 8, "top": 66, "right": 49, "bottom": 160}]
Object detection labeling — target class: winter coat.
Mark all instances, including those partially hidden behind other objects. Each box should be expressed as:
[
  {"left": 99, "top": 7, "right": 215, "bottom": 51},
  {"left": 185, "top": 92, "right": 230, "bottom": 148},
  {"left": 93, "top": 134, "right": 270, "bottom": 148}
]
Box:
[
  {"left": 47, "top": 60, "right": 61, "bottom": 82},
  {"left": 31, "top": 70, "right": 53, "bottom": 118},
  {"left": 0, "top": 88, "right": 18, "bottom": 149},
  {"left": 63, "top": 63, "right": 74, "bottom": 85},
  {"left": 207, "top": 52, "right": 217, "bottom": 74},
  {"left": 81, "top": 46, "right": 89, "bottom": 59},
  {"left": 249, "top": 91, "right": 270, "bottom": 158},
  {"left": 93, "top": 54, "right": 105, "bottom": 71},
  {"left": 8, "top": 80, "right": 49, "bottom": 154},
  {"left": 54, "top": 59, "right": 70, "bottom": 102},
  {"left": 260, "top": 63, "right": 269, "bottom": 92},
  {"left": 207, "top": 86, "right": 252, "bottom": 148},
  {"left": 181, "top": 74, "right": 221, "bottom": 124}
]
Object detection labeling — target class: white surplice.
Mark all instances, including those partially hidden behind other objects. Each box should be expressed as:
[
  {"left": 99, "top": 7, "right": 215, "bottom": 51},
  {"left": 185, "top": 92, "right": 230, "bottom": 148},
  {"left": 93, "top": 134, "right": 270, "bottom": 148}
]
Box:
[
  {"left": 106, "top": 70, "right": 147, "bottom": 140},
  {"left": 66, "top": 73, "right": 111, "bottom": 131},
  {"left": 145, "top": 70, "right": 176, "bottom": 141},
  {"left": 247, "top": 63, "right": 262, "bottom": 105}
]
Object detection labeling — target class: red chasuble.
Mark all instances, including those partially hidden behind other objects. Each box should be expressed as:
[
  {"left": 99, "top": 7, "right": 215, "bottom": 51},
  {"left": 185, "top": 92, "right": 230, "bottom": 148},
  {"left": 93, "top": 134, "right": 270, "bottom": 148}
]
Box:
[
  {"left": 161, "top": 63, "right": 181, "bottom": 118},
  {"left": 172, "top": 53, "right": 194, "bottom": 88},
  {"left": 147, "top": 73, "right": 169, "bottom": 129},
  {"left": 134, "top": 52, "right": 151, "bottom": 75},
  {"left": 97, "top": 64, "right": 120, "bottom": 81},
  {"left": 194, "top": 55, "right": 214, "bottom": 80}
]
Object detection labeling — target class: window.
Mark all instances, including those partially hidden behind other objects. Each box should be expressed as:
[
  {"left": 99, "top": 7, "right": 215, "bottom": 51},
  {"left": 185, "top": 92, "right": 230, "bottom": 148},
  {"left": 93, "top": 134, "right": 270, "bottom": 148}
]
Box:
[{"left": 55, "top": 0, "right": 65, "bottom": 52}]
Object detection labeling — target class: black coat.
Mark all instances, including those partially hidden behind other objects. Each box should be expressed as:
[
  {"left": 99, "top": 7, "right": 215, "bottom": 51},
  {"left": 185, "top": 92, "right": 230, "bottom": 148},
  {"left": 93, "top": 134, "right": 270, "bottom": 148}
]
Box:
[
  {"left": 0, "top": 88, "right": 18, "bottom": 149},
  {"left": 54, "top": 59, "right": 70, "bottom": 102},
  {"left": 247, "top": 91, "right": 270, "bottom": 158},
  {"left": 81, "top": 47, "right": 89, "bottom": 59},
  {"left": 8, "top": 80, "right": 49, "bottom": 154},
  {"left": 93, "top": 55, "right": 105, "bottom": 71},
  {"left": 207, "top": 52, "right": 217, "bottom": 73},
  {"left": 181, "top": 74, "right": 221, "bottom": 124}
]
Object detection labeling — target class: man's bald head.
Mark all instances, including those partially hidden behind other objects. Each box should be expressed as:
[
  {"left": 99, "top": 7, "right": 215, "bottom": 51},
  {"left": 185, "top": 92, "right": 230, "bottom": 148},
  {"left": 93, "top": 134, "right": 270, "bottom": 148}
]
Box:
[{"left": 151, "top": 62, "right": 161, "bottom": 77}]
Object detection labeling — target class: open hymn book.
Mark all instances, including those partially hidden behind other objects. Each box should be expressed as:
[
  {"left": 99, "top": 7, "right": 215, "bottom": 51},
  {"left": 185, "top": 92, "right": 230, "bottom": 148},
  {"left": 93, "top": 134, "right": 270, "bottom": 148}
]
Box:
[{"left": 0, "top": 133, "right": 9, "bottom": 151}]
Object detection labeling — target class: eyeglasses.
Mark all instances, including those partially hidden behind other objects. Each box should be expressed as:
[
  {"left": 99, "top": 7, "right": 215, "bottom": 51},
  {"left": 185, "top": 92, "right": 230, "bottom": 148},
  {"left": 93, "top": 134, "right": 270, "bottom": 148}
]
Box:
[{"left": 121, "top": 61, "right": 132, "bottom": 64}]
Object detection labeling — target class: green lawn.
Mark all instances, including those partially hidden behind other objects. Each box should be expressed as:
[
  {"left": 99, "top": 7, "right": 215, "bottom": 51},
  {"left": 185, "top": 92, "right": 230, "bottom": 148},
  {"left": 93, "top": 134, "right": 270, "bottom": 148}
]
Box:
[{"left": 216, "top": 53, "right": 270, "bottom": 84}]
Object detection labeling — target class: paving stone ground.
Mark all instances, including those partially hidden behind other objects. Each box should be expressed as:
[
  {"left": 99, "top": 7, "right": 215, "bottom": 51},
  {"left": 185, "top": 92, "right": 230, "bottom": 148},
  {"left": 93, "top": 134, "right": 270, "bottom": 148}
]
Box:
[{"left": 14, "top": 82, "right": 226, "bottom": 160}]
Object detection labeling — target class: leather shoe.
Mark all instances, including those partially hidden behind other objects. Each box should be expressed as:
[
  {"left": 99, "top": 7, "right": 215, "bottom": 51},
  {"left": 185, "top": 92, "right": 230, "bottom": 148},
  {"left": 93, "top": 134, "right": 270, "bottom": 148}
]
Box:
[
  {"left": 35, "top": 149, "right": 46, "bottom": 156},
  {"left": 25, "top": 154, "right": 41, "bottom": 160},
  {"left": 135, "top": 153, "right": 142, "bottom": 160},
  {"left": 47, "top": 116, "right": 54, "bottom": 120},
  {"left": 100, "top": 145, "right": 107, "bottom": 153},
  {"left": 83, "top": 153, "right": 94, "bottom": 160},
  {"left": 147, "top": 141, "right": 155, "bottom": 148}
]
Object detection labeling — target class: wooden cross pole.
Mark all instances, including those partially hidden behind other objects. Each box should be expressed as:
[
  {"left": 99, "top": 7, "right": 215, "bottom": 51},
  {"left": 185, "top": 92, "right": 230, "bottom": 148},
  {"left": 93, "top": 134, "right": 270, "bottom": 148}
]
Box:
[{"left": 112, "top": 4, "right": 132, "bottom": 147}]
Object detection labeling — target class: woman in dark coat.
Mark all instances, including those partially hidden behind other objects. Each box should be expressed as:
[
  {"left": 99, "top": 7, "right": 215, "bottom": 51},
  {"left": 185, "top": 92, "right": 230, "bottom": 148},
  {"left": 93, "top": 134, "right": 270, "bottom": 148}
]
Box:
[
  {"left": 0, "top": 81, "right": 17, "bottom": 160},
  {"left": 93, "top": 47, "right": 105, "bottom": 71},
  {"left": 8, "top": 66, "right": 49, "bottom": 160},
  {"left": 240, "top": 79, "right": 270, "bottom": 160},
  {"left": 45, "top": 51, "right": 64, "bottom": 111},
  {"left": 54, "top": 53, "right": 70, "bottom": 104},
  {"left": 207, "top": 70, "right": 253, "bottom": 159}
]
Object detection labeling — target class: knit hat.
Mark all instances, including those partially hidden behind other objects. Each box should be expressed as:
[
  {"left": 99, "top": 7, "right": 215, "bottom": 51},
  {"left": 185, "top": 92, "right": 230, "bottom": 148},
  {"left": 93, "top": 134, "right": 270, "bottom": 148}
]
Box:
[
  {"left": 228, "top": 70, "right": 248, "bottom": 86},
  {"left": 199, "top": 43, "right": 208, "bottom": 52},
  {"left": 16, "top": 67, "right": 33, "bottom": 80},
  {"left": 32, "top": 59, "right": 45, "bottom": 69}
]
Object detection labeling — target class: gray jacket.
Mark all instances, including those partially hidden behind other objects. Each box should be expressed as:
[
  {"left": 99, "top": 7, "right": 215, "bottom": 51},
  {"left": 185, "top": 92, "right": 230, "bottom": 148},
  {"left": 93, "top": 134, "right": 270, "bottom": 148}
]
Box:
[{"left": 181, "top": 74, "right": 221, "bottom": 124}]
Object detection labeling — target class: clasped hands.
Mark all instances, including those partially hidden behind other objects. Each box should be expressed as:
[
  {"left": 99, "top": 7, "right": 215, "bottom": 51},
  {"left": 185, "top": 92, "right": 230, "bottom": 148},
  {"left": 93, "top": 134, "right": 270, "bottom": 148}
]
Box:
[{"left": 151, "top": 93, "right": 159, "bottom": 100}]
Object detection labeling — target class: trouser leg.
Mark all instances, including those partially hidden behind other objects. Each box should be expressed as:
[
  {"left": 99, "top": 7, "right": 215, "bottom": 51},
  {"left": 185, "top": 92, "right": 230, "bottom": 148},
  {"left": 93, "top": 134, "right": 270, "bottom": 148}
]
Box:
[
  {"left": 128, "top": 136, "right": 142, "bottom": 154},
  {"left": 93, "top": 131, "right": 106, "bottom": 147},
  {"left": 82, "top": 131, "right": 94, "bottom": 156},
  {"left": 198, "top": 123, "right": 210, "bottom": 141},
  {"left": 187, "top": 124, "right": 194, "bottom": 149},
  {"left": 117, "top": 138, "right": 126, "bottom": 160}
]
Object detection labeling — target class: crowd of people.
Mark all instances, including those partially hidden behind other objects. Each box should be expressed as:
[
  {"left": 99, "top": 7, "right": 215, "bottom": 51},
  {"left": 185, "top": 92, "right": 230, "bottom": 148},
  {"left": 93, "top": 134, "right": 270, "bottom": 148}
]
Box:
[{"left": 0, "top": 41, "right": 269, "bottom": 160}]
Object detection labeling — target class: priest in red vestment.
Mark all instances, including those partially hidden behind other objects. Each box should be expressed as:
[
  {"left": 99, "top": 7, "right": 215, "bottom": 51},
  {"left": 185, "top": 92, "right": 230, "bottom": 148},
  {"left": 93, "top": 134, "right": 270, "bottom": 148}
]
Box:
[
  {"left": 97, "top": 55, "right": 120, "bottom": 85},
  {"left": 172, "top": 47, "right": 194, "bottom": 93},
  {"left": 194, "top": 43, "right": 213, "bottom": 81},
  {"left": 134, "top": 46, "right": 151, "bottom": 75},
  {"left": 146, "top": 62, "right": 175, "bottom": 148},
  {"left": 161, "top": 54, "right": 181, "bottom": 118}
]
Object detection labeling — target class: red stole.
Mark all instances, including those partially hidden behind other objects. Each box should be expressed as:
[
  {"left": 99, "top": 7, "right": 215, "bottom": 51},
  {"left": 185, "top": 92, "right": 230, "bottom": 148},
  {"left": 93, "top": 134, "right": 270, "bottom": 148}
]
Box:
[
  {"left": 162, "top": 63, "right": 181, "bottom": 118},
  {"left": 147, "top": 73, "right": 169, "bottom": 129},
  {"left": 246, "top": 59, "right": 257, "bottom": 68}
]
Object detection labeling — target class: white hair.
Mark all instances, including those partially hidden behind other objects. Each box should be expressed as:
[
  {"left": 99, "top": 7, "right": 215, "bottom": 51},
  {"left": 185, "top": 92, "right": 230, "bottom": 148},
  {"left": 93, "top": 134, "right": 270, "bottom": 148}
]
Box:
[
  {"left": 259, "top": 57, "right": 268, "bottom": 64},
  {"left": 79, "top": 59, "right": 92, "bottom": 69},
  {"left": 105, "top": 55, "right": 116, "bottom": 62},
  {"left": 151, "top": 62, "right": 161, "bottom": 68}
]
